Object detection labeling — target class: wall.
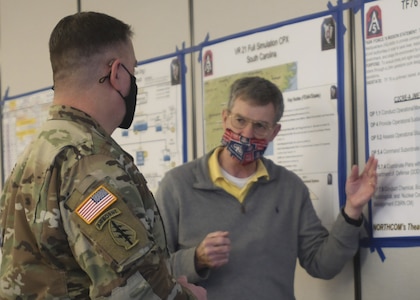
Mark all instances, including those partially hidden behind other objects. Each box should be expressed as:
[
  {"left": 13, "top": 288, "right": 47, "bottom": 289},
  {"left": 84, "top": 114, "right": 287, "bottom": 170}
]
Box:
[{"left": 0, "top": 0, "right": 418, "bottom": 299}]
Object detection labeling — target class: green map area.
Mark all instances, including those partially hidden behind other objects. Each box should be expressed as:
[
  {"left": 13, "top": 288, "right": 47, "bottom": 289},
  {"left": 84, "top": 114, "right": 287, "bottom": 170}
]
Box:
[{"left": 203, "top": 62, "right": 297, "bottom": 151}]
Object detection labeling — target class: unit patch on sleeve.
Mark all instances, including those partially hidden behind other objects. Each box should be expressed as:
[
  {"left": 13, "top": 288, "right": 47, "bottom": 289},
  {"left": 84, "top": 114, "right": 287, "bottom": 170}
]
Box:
[
  {"left": 109, "top": 219, "right": 139, "bottom": 250},
  {"left": 76, "top": 185, "right": 117, "bottom": 224}
]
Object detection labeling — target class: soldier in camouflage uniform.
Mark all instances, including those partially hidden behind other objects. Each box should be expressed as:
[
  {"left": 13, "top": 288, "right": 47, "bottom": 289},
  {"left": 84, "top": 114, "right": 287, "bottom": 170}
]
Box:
[{"left": 0, "top": 12, "right": 206, "bottom": 300}]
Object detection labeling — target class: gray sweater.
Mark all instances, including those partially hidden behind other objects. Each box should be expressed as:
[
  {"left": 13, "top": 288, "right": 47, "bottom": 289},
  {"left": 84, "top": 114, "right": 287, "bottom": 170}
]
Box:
[{"left": 155, "top": 149, "right": 363, "bottom": 300}]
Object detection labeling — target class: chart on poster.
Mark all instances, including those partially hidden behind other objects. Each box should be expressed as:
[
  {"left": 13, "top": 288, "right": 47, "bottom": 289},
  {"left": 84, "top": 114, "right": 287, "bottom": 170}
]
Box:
[
  {"left": 112, "top": 56, "right": 185, "bottom": 194},
  {"left": 2, "top": 88, "right": 53, "bottom": 177},
  {"left": 364, "top": 0, "right": 420, "bottom": 238}
]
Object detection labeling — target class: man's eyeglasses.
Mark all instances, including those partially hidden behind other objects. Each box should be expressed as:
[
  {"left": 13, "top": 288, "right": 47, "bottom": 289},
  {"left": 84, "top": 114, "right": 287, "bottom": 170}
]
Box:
[{"left": 228, "top": 112, "right": 274, "bottom": 138}]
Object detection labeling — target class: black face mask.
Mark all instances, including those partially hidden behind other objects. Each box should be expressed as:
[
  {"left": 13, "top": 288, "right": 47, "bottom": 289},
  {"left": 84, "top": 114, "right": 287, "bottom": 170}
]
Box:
[{"left": 118, "top": 64, "right": 138, "bottom": 129}]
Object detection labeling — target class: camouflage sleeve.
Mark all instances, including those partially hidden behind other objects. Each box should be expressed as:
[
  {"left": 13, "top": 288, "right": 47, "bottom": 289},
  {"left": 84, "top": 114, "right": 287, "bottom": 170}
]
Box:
[{"left": 61, "top": 153, "right": 197, "bottom": 299}]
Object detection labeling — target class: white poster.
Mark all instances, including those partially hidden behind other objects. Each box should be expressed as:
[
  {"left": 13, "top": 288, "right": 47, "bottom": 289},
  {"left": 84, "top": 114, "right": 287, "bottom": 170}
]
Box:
[
  {"left": 112, "top": 57, "right": 185, "bottom": 194},
  {"left": 202, "top": 15, "right": 340, "bottom": 229},
  {"left": 2, "top": 88, "right": 53, "bottom": 177},
  {"left": 364, "top": 0, "right": 420, "bottom": 238}
]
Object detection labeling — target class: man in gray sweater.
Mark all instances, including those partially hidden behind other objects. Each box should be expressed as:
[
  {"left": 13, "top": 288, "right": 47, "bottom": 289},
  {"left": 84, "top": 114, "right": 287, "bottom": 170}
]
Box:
[{"left": 155, "top": 76, "right": 378, "bottom": 300}]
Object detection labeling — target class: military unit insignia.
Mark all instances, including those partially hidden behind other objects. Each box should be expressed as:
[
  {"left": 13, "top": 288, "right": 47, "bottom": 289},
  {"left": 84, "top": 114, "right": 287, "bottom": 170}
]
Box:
[
  {"left": 76, "top": 185, "right": 117, "bottom": 224},
  {"left": 109, "top": 219, "right": 139, "bottom": 250}
]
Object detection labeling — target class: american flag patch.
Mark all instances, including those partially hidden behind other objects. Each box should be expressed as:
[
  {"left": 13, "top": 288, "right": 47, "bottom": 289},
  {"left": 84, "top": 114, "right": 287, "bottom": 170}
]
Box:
[{"left": 76, "top": 185, "right": 117, "bottom": 224}]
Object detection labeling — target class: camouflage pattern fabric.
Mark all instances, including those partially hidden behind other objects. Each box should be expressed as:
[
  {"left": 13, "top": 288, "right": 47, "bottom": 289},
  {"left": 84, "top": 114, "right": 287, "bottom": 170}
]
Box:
[{"left": 0, "top": 105, "right": 196, "bottom": 299}]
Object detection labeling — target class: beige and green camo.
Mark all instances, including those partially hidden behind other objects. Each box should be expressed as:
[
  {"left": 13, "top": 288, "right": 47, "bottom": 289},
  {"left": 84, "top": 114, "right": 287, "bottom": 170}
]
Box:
[{"left": 0, "top": 105, "right": 195, "bottom": 300}]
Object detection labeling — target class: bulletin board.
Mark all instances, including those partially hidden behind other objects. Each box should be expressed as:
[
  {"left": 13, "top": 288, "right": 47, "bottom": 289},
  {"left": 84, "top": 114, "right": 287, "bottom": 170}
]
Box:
[
  {"left": 200, "top": 11, "right": 344, "bottom": 230},
  {"left": 362, "top": 0, "right": 420, "bottom": 254},
  {"left": 112, "top": 55, "right": 187, "bottom": 194},
  {"left": 1, "top": 87, "right": 53, "bottom": 178}
]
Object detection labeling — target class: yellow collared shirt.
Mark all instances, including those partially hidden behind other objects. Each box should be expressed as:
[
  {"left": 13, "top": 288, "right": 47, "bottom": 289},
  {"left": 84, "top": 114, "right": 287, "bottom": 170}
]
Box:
[{"left": 209, "top": 147, "right": 269, "bottom": 203}]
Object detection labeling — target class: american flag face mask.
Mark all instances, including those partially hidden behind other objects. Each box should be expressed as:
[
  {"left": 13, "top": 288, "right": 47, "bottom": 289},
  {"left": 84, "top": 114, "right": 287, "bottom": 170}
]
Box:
[{"left": 221, "top": 128, "right": 268, "bottom": 165}]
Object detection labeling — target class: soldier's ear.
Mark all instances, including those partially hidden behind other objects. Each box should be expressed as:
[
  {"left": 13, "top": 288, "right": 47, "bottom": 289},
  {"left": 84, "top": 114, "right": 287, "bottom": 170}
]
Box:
[{"left": 108, "top": 59, "right": 124, "bottom": 90}]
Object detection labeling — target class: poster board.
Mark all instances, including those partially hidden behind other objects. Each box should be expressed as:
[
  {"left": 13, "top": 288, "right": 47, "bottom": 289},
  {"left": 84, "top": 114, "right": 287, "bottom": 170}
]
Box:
[
  {"left": 1, "top": 87, "right": 53, "bottom": 178},
  {"left": 112, "top": 56, "right": 187, "bottom": 194},
  {"left": 200, "top": 12, "right": 344, "bottom": 229},
  {"left": 363, "top": 0, "right": 420, "bottom": 247}
]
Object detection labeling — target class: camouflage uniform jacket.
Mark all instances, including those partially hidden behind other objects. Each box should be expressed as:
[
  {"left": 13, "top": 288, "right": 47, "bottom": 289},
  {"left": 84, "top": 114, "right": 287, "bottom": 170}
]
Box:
[{"left": 0, "top": 105, "right": 196, "bottom": 300}]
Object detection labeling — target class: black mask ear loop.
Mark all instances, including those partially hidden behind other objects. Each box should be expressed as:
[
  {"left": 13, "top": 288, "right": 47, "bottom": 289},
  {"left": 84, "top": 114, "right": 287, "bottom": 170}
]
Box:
[
  {"left": 98, "top": 72, "right": 111, "bottom": 83},
  {"left": 98, "top": 60, "right": 115, "bottom": 83}
]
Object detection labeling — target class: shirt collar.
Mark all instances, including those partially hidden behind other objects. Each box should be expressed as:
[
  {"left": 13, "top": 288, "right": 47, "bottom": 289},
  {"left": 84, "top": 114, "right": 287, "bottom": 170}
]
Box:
[{"left": 49, "top": 104, "right": 107, "bottom": 136}]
